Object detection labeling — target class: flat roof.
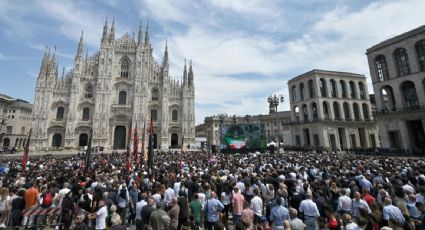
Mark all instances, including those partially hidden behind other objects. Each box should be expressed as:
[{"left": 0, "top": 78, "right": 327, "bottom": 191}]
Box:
[
  {"left": 288, "top": 69, "right": 365, "bottom": 84},
  {"left": 366, "top": 25, "right": 425, "bottom": 54}
]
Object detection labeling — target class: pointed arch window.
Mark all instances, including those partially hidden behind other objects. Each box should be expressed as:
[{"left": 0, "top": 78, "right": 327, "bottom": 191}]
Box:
[
  {"left": 118, "top": 91, "right": 127, "bottom": 104},
  {"left": 152, "top": 88, "right": 159, "bottom": 101},
  {"left": 172, "top": 110, "right": 178, "bottom": 121},
  {"left": 394, "top": 48, "right": 411, "bottom": 77},
  {"left": 85, "top": 85, "right": 93, "bottom": 98},
  {"left": 151, "top": 109, "right": 158, "bottom": 121},
  {"left": 82, "top": 107, "right": 90, "bottom": 121},
  {"left": 56, "top": 107, "right": 64, "bottom": 120},
  {"left": 120, "top": 57, "right": 130, "bottom": 78}
]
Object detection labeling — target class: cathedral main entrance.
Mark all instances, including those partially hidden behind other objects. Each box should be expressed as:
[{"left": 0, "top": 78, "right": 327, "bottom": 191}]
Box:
[
  {"left": 171, "top": 133, "right": 178, "bottom": 148},
  {"left": 79, "top": 134, "right": 88, "bottom": 146},
  {"left": 52, "top": 134, "right": 62, "bottom": 148},
  {"left": 113, "top": 126, "right": 126, "bottom": 149}
]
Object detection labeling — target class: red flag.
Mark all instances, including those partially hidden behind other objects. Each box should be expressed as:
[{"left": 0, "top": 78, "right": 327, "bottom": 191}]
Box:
[
  {"left": 133, "top": 125, "right": 139, "bottom": 164},
  {"left": 142, "top": 121, "right": 146, "bottom": 162},
  {"left": 126, "top": 127, "right": 132, "bottom": 174},
  {"left": 21, "top": 129, "right": 32, "bottom": 172}
]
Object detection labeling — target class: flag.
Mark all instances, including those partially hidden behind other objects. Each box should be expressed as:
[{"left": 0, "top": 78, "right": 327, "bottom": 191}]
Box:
[
  {"left": 147, "top": 118, "right": 154, "bottom": 175},
  {"left": 21, "top": 128, "right": 32, "bottom": 171},
  {"left": 141, "top": 120, "right": 147, "bottom": 168},
  {"left": 84, "top": 129, "right": 93, "bottom": 174},
  {"left": 133, "top": 125, "right": 139, "bottom": 165},
  {"left": 126, "top": 127, "right": 132, "bottom": 174},
  {"left": 179, "top": 136, "right": 184, "bottom": 168}
]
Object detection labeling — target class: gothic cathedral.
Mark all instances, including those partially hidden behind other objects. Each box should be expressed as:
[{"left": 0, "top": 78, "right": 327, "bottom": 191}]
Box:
[{"left": 31, "top": 18, "right": 196, "bottom": 150}]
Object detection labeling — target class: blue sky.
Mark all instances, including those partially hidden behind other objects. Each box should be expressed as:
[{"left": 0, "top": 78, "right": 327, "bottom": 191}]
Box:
[{"left": 1, "top": 0, "right": 425, "bottom": 124}]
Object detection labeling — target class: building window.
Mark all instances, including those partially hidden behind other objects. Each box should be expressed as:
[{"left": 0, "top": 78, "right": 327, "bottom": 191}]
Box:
[
  {"left": 118, "top": 91, "right": 127, "bottom": 104},
  {"left": 172, "top": 110, "right": 178, "bottom": 121},
  {"left": 291, "top": 85, "right": 297, "bottom": 102},
  {"left": 349, "top": 81, "right": 356, "bottom": 99},
  {"left": 85, "top": 85, "right": 93, "bottom": 98},
  {"left": 6, "top": 126, "right": 12, "bottom": 134},
  {"left": 21, "top": 127, "right": 25, "bottom": 135},
  {"left": 320, "top": 78, "right": 327, "bottom": 97},
  {"left": 358, "top": 82, "right": 366, "bottom": 100},
  {"left": 120, "top": 57, "right": 130, "bottom": 78},
  {"left": 82, "top": 107, "right": 90, "bottom": 121},
  {"left": 375, "top": 55, "right": 390, "bottom": 81},
  {"left": 311, "top": 102, "right": 318, "bottom": 119},
  {"left": 13, "top": 110, "right": 16, "bottom": 113},
  {"left": 308, "top": 80, "right": 315, "bottom": 98},
  {"left": 299, "top": 83, "right": 305, "bottom": 101},
  {"left": 416, "top": 40, "right": 425, "bottom": 72},
  {"left": 362, "top": 103, "right": 370, "bottom": 120},
  {"left": 353, "top": 103, "right": 360, "bottom": 121},
  {"left": 339, "top": 80, "right": 347, "bottom": 98},
  {"left": 152, "top": 88, "right": 159, "bottom": 101},
  {"left": 330, "top": 79, "right": 337, "bottom": 97},
  {"left": 333, "top": 102, "right": 341, "bottom": 120},
  {"left": 151, "top": 109, "right": 158, "bottom": 121},
  {"left": 56, "top": 107, "right": 64, "bottom": 120},
  {"left": 343, "top": 102, "right": 350, "bottom": 120},
  {"left": 394, "top": 48, "right": 411, "bottom": 77},
  {"left": 401, "top": 81, "right": 419, "bottom": 108}
]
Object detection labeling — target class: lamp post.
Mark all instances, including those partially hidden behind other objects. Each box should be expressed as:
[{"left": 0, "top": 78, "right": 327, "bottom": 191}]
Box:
[
  {"left": 218, "top": 114, "right": 225, "bottom": 152},
  {"left": 267, "top": 94, "right": 284, "bottom": 147}
]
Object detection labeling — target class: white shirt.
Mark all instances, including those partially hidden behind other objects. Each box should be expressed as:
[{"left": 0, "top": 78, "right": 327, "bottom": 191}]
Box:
[
  {"left": 95, "top": 206, "right": 108, "bottom": 230},
  {"left": 173, "top": 182, "right": 181, "bottom": 196},
  {"left": 299, "top": 199, "right": 320, "bottom": 217},
  {"left": 337, "top": 195, "right": 352, "bottom": 212},
  {"left": 135, "top": 200, "right": 147, "bottom": 220},
  {"left": 164, "top": 188, "right": 175, "bottom": 206},
  {"left": 152, "top": 193, "right": 161, "bottom": 204},
  {"left": 250, "top": 195, "right": 263, "bottom": 217},
  {"left": 351, "top": 199, "right": 371, "bottom": 218},
  {"left": 236, "top": 181, "right": 245, "bottom": 193}
]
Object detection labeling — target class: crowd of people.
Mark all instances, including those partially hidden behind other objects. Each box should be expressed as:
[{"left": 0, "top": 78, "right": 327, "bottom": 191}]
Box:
[{"left": 0, "top": 150, "right": 424, "bottom": 230}]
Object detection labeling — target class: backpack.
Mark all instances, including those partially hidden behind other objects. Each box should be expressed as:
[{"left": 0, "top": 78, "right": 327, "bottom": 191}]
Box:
[{"left": 42, "top": 192, "right": 53, "bottom": 208}]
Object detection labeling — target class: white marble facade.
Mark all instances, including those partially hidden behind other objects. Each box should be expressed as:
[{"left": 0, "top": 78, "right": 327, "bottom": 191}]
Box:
[{"left": 31, "top": 19, "right": 195, "bottom": 150}]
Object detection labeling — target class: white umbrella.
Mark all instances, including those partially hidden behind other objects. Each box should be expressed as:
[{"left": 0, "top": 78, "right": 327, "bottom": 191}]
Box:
[{"left": 267, "top": 141, "right": 277, "bottom": 147}]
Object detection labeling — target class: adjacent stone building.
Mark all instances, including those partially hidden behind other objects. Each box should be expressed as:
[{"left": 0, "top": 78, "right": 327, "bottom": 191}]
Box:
[
  {"left": 31, "top": 19, "right": 195, "bottom": 150},
  {"left": 0, "top": 94, "right": 13, "bottom": 146},
  {"left": 366, "top": 25, "right": 425, "bottom": 150},
  {"left": 196, "top": 111, "right": 292, "bottom": 152},
  {"left": 288, "top": 69, "right": 379, "bottom": 150}
]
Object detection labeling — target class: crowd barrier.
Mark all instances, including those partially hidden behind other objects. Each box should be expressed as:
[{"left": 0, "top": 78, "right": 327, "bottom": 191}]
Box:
[{"left": 6, "top": 207, "right": 62, "bottom": 230}]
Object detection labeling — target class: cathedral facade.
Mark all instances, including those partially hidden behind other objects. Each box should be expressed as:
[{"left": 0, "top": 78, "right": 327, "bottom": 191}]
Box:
[{"left": 31, "top": 19, "right": 196, "bottom": 150}]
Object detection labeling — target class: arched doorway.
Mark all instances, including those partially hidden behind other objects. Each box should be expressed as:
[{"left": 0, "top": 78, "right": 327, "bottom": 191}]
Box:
[
  {"left": 79, "top": 134, "right": 88, "bottom": 146},
  {"left": 3, "top": 138, "right": 10, "bottom": 147},
  {"left": 113, "top": 126, "right": 126, "bottom": 149},
  {"left": 52, "top": 134, "right": 62, "bottom": 148},
  {"left": 171, "top": 133, "right": 178, "bottom": 148}
]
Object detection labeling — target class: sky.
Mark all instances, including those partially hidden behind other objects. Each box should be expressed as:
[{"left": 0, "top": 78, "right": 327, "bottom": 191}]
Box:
[{"left": 1, "top": 0, "right": 425, "bottom": 124}]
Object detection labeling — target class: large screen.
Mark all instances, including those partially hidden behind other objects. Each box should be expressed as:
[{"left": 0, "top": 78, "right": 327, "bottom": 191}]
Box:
[{"left": 220, "top": 124, "right": 267, "bottom": 152}]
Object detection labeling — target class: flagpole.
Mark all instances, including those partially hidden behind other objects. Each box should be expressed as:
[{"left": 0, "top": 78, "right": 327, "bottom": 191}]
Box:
[
  {"left": 84, "top": 128, "right": 93, "bottom": 176},
  {"left": 21, "top": 128, "right": 32, "bottom": 172}
]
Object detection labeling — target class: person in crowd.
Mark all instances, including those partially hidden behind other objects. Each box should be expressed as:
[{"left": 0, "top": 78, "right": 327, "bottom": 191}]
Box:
[
  {"left": 141, "top": 197, "right": 155, "bottom": 229},
  {"left": 299, "top": 192, "right": 320, "bottom": 230},
  {"left": 382, "top": 197, "right": 405, "bottom": 230},
  {"left": 189, "top": 193, "right": 202, "bottom": 228},
  {"left": 61, "top": 191, "right": 74, "bottom": 230},
  {"left": 109, "top": 213, "right": 127, "bottom": 230},
  {"left": 168, "top": 197, "right": 180, "bottom": 230},
  {"left": 89, "top": 199, "right": 108, "bottom": 230},
  {"left": 270, "top": 195, "right": 289, "bottom": 229},
  {"left": 205, "top": 191, "right": 224, "bottom": 230},
  {"left": 149, "top": 201, "right": 168, "bottom": 230}
]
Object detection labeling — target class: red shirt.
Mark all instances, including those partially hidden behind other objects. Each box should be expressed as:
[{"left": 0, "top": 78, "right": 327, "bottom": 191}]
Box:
[
  {"left": 328, "top": 218, "right": 339, "bottom": 230},
  {"left": 363, "top": 193, "right": 375, "bottom": 205}
]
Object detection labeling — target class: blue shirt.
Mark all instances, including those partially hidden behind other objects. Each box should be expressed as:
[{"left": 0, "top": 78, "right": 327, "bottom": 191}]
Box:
[
  {"left": 383, "top": 204, "right": 405, "bottom": 225},
  {"left": 270, "top": 205, "right": 289, "bottom": 226},
  {"left": 206, "top": 198, "right": 224, "bottom": 222}
]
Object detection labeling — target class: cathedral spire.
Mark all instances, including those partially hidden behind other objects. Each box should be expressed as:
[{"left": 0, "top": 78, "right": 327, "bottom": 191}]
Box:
[
  {"left": 76, "top": 31, "right": 84, "bottom": 60},
  {"left": 137, "top": 20, "right": 143, "bottom": 47},
  {"left": 110, "top": 17, "right": 115, "bottom": 42},
  {"left": 102, "top": 16, "right": 109, "bottom": 43},
  {"left": 144, "top": 21, "right": 150, "bottom": 48},
  {"left": 188, "top": 60, "right": 194, "bottom": 86},
  {"left": 51, "top": 45, "right": 57, "bottom": 64},
  {"left": 183, "top": 59, "right": 187, "bottom": 85},
  {"left": 163, "top": 41, "right": 168, "bottom": 66}
]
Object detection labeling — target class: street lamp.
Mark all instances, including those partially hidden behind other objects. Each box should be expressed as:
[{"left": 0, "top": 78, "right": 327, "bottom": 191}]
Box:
[
  {"left": 267, "top": 94, "right": 284, "bottom": 147},
  {"left": 218, "top": 114, "right": 226, "bottom": 152}
]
